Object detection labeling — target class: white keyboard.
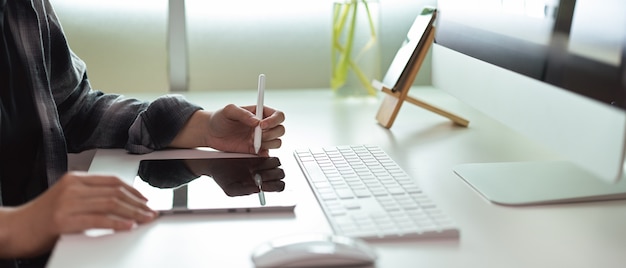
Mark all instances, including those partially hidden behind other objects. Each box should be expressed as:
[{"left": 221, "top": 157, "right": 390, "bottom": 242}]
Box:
[{"left": 294, "top": 145, "right": 460, "bottom": 240}]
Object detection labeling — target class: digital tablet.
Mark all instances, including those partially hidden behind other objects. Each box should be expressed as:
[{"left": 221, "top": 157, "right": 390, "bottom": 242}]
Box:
[
  {"left": 381, "top": 6, "right": 437, "bottom": 91},
  {"left": 133, "top": 156, "right": 296, "bottom": 215}
]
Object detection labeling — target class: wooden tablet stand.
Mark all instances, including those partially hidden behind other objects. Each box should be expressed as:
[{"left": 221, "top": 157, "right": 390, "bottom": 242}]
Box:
[{"left": 375, "top": 27, "right": 469, "bottom": 129}]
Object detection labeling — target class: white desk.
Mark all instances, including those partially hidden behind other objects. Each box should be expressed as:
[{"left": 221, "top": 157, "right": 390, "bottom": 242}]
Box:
[{"left": 48, "top": 88, "right": 626, "bottom": 268}]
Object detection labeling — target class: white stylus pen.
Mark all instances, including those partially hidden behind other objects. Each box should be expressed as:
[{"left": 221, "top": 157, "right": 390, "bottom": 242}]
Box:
[{"left": 254, "top": 74, "right": 265, "bottom": 154}]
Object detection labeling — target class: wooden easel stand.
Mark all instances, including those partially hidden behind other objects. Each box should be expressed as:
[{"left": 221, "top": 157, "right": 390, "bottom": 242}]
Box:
[{"left": 375, "top": 27, "right": 469, "bottom": 129}]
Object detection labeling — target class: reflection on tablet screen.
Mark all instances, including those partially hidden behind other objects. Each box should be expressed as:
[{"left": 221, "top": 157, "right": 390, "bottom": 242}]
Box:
[{"left": 134, "top": 157, "right": 296, "bottom": 214}]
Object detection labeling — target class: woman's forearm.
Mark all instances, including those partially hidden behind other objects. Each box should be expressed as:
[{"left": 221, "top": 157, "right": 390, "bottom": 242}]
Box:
[
  {"left": 0, "top": 207, "right": 21, "bottom": 257},
  {"left": 0, "top": 206, "right": 56, "bottom": 258}
]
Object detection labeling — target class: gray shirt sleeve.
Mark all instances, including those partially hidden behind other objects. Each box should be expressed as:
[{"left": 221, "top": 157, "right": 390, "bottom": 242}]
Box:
[
  {"left": 126, "top": 94, "right": 203, "bottom": 154},
  {"left": 57, "top": 54, "right": 202, "bottom": 154}
]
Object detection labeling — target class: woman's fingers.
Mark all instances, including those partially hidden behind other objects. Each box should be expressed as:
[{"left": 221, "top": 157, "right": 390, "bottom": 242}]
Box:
[
  {"left": 51, "top": 172, "right": 157, "bottom": 233},
  {"left": 71, "top": 189, "right": 156, "bottom": 223},
  {"left": 259, "top": 107, "right": 285, "bottom": 129},
  {"left": 256, "top": 124, "right": 284, "bottom": 153},
  {"left": 73, "top": 185, "right": 153, "bottom": 215}
]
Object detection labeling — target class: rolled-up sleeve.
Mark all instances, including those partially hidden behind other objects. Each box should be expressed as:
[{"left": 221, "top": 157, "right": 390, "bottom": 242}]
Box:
[{"left": 126, "top": 95, "right": 202, "bottom": 154}]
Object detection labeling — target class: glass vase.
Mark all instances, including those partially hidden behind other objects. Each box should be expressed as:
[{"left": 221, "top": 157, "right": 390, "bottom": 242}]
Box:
[{"left": 331, "top": 0, "right": 381, "bottom": 98}]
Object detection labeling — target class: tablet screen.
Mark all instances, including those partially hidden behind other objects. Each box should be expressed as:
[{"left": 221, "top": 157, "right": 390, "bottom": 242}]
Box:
[
  {"left": 381, "top": 7, "right": 436, "bottom": 91},
  {"left": 133, "top": 157, "right": 296, "bottom": 214}
]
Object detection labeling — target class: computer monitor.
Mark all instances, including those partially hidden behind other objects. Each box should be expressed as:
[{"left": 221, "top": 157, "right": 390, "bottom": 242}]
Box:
[{"left": 432, "top": 0, "right": 626, "bottom": 205}]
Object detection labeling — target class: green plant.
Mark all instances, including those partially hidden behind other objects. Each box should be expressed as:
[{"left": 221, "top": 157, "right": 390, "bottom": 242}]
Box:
[{"left": 331, "top": 0, "right": 378, "bottom": 95}]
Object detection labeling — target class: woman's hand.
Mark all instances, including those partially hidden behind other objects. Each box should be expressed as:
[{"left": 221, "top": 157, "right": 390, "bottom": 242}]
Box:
[
  {"left": 0, "top": 171, "right": 157, "bottom": 258},
  {"left": 169, "top": 104, "right": 286, "bottom": 157}
]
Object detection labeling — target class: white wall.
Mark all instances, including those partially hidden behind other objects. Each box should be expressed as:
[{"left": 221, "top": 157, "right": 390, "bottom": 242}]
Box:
[
  {"left": 53, "top": 0, "right": 169, "bottom": 93},
  {"left": 52, "top": 0, "right": 436, "bottom": 93}
]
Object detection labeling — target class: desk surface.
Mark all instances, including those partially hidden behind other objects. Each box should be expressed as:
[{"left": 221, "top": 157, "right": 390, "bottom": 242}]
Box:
[{"left": 48, "top": 88, "right": 626, "bottom": 268}]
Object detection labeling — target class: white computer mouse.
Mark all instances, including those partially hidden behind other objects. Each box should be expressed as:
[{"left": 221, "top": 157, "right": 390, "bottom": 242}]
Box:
[{"left": 251, "top": 233, "right": 378, "bottom": 267}]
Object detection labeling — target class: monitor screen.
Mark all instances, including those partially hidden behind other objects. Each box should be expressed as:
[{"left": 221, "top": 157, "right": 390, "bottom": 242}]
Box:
[
  {"left": 432, "top": 0, "right": 626, "bottom": 205},
  {"left": 435, "top": 0, "right": 626, "bottom": 110}
]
